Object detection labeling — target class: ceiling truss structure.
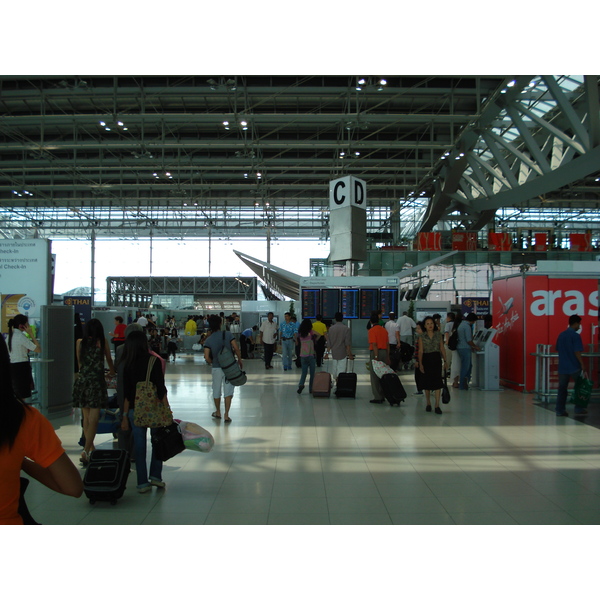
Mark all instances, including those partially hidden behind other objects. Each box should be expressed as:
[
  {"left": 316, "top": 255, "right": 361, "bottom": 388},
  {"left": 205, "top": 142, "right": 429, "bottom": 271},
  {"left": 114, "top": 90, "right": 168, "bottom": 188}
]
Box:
[
  {"left": 1, "top": 75, "right": 598, "bottom": 245},
  {"left": 419, "top": 75, "right": 600, "bottom": 233}
]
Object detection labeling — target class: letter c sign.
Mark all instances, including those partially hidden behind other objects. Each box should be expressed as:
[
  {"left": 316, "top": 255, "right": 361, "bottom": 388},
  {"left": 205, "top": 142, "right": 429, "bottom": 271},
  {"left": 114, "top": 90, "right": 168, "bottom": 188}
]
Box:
[{"left": 334, "top": 181, "right": 346, "bottom": 205}]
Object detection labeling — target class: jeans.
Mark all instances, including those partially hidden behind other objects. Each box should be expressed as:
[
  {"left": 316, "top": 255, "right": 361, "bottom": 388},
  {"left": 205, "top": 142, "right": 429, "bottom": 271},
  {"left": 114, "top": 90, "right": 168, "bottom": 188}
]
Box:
[
  {"left": 128, "top": 409, "right": 163, "bottom": 488},
  {"left": 282, "top": 339, "right": 295, "bottom": 370},
  {"left": 264, "top": 343, "right": 274, "bottom": 367},
  {"left": 298, "top": 356, "right": 316, "bottom": 391},
  {"left": 457, "top": 347, "right": 472, "bottom": 389},
  {"left": 556, "top": 369, "right": 581, "bottom": 414}
]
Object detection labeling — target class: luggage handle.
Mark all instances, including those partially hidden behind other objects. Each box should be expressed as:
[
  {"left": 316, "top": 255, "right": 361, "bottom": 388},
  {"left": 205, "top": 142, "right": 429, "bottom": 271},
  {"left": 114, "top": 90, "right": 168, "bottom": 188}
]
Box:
[{"left": 345, "top": 356, "right": 355, "bottom": 373}]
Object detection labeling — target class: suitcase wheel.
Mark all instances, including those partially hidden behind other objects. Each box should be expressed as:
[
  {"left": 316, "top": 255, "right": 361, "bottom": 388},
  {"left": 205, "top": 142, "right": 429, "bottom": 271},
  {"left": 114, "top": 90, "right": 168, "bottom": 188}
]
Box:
[{"left": 89, "top": 499, "right": 96, "bottom": 505}]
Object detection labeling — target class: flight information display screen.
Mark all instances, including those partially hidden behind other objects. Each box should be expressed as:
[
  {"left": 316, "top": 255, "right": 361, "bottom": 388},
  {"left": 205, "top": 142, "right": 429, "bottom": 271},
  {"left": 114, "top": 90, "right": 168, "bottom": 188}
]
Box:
[
  {"left": 321, "top": 288, "right": 340, "bottom": 320},
  {"left": 341, "top": 289, "right": 359, "bottom": 319},
  {"left": 359, "top": 288, "right": 379, "bottom": 319},
  {"left": 380, "top": 288, "right": 398, "bottom": 318},
  {"left": 301, "top": 289, "right": 321, "bottom": 319}
]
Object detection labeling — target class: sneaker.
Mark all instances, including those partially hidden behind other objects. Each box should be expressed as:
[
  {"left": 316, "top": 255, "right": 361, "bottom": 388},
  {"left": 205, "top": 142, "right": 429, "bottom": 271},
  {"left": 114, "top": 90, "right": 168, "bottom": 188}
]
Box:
[
  {"left": 556, "top": 411, "right": 569, "bottom": 417},
  {"left": 137, "top": 485, "right": 152, "bottom": 494},
  {"left": 150, "top": 479, "right": 166, "bottom": 488}
]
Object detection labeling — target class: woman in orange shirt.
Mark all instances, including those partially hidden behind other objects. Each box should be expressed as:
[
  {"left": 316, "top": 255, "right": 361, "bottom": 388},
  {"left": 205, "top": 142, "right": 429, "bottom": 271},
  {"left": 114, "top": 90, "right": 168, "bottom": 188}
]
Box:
[{"left": 0, "top": 335, "right": 83, "bottom": 525}]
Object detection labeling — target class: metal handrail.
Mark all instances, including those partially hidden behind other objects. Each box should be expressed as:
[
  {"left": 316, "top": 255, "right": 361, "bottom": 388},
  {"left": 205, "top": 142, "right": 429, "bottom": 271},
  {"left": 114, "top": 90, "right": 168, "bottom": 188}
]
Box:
[{"left": 531, "top": 344, "right": 599, "bottom": 403}]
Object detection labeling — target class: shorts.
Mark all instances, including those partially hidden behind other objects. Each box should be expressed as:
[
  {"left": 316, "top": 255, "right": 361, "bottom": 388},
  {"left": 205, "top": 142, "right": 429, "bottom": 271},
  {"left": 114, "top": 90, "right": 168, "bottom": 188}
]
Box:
[{"left": 211, "top": 367, "right": 235, "bottom": 399}]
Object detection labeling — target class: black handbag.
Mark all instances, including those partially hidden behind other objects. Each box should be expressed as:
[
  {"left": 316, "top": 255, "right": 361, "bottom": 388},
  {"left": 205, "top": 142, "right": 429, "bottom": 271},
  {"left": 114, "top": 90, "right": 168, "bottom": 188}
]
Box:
[
  {"left": 441, "top": 378, "right": 451, "bottom": 404},
  {"left": 151, "top": 421, "right": 185, "bottom": 462}
]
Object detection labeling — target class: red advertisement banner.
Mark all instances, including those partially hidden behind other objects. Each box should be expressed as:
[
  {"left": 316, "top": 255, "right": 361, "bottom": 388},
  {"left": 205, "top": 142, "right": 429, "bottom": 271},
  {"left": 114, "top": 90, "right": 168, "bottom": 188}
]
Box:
[
  {"left": 488, "top": 232, "right": 512, "bottom": 251},
  {"left": 569, "top": 233, "right": 592, "bottom": 252},
  {"left": 417, "top": 232, "right": 442, "bottom": 251}
]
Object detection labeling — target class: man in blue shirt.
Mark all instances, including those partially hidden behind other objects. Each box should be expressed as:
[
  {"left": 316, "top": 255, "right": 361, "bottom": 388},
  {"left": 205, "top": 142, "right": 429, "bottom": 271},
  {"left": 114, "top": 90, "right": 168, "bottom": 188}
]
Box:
[
  {"left": 555, "top": 314, "right": 586, "bottom": 416},
  {"left": 456, "top": 313, "right": 480, "bottom": 390},
  {"left": 279, "top": 312, "right": 297, "bottom": 371}
]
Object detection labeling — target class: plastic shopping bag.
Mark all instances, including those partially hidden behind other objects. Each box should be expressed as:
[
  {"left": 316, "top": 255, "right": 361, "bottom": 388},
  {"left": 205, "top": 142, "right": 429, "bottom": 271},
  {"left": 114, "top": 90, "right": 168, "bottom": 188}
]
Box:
[
  {"left": 174, "top": 419, "right": 215, "bottom": 453},
  {"left": 571, "top": 373, "right": 593, "bottom": 408}
]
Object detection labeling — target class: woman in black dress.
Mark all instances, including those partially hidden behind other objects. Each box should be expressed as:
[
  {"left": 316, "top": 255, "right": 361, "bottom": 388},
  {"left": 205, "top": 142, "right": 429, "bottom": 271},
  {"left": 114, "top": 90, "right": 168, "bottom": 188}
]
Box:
[{"left": 418, "top": 316, "right": 447, "bottom": 414}]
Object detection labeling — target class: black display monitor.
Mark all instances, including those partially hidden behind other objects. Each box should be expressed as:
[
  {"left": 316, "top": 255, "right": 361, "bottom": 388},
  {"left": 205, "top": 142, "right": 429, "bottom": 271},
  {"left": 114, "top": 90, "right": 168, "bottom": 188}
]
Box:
[
  {"left": 360, "top": 288, "right": 379, "bottom": 319},
  {"left": 341, "top": 289, "right": 359, "bottom": 319},
  {"left": 301, "top": 289, "right": 321, "bottom": 319},
  {"left": 380, "top": 288, "right": 398, "bottom": 318},
  {"left": 321, "top": 288, "right": 340, "bottom": 320}
]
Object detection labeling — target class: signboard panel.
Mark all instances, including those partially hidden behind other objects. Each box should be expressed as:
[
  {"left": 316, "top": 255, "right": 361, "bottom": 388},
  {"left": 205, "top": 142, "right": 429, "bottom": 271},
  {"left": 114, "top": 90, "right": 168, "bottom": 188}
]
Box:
[
  {"left": 359, "top": 288, "right": 379, "bottom": 319},
  {"left": 301, "top": 289, "right": 321, "bottom": 319},
  {"left": 321, "top": 289, "right": 340, "bottom": 320},
  {"left": 0, "top": 239, "right": 51, "bottom": 327},
  {"left": 329, "top": 176, "right": 367, "bottom": 211},
  {"left": 341, "top": 289, "right": 359, "bottom": 319},
  {"left": 380, "top": 288, "right": 398, "bottom": 319}
]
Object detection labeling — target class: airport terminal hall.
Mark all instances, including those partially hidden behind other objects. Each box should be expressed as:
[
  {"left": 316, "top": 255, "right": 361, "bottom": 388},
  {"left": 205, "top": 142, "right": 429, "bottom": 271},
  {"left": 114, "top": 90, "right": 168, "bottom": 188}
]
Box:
[{"left": 2, "top": 74, "right": 600, "bottom": 529}]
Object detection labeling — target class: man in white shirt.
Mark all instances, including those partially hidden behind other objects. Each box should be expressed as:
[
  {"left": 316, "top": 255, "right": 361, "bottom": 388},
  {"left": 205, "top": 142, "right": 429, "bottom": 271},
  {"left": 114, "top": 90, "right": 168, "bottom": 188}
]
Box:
[
  {"left": 397, "top": 311, "right": 416, "bottom": 345},
  {"left": 385, "top": 312, "right": 400, "bottom": 349},
  {"left": 259, "top": 312, "right": 278, "bottom": 369}
]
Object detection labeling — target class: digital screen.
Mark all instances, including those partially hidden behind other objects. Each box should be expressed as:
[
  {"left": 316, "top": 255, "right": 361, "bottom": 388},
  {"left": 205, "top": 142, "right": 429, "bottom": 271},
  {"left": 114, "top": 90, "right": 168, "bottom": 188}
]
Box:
[
  {"left": 321, "top": 289, "right": 340, "bottom": 320},
  {"left": 360, "top": 288, "right": 379, "bottom": 319},
  {"left": 341, "top": 289, "right": 359, "bottom": 319},
  {"left": 301, "top": 289, "right": 321, "bottom": 319},
  {"left": 380, "top": 288, "right": 398, "bottom": 319}
]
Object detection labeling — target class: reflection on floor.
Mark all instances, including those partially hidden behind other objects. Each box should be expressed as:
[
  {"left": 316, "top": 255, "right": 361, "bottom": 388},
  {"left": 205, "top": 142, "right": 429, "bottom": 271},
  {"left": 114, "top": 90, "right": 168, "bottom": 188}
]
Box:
[{"left": 26, "top": 353, "right": 600, "bottom": 525}]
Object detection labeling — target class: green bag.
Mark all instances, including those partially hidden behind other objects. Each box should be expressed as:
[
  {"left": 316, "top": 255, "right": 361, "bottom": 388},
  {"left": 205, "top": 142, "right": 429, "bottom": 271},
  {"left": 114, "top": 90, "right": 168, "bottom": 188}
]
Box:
[{"left": 571, "top": 373, "right": 593, "bottom": 408}]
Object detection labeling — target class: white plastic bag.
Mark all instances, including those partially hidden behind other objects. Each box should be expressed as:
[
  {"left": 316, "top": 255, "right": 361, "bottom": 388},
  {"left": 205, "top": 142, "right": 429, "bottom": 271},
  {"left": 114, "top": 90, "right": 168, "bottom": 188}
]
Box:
[{"left": 174, "top": 419, "right": 215, "bottom": 453}]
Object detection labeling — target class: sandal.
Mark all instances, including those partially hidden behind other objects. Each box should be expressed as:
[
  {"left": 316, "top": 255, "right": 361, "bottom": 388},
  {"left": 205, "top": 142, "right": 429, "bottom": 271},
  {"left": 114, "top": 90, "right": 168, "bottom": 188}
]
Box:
[
  {"left": 211, "top": 412, "right": 221, "bottom": 419},
  {"left": 224, "top": 417, "right": 232, "bottom": 423}
]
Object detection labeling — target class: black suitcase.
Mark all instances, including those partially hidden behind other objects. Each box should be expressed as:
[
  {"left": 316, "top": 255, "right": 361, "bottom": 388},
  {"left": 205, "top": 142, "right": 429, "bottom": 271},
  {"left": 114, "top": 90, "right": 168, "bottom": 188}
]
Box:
[
  {"left": 335, "top": 359, "right": 357, "bottom": 398},
  {"left": 83, "top": 449, "right": 130, "bottom": 505},
  {"left": 380, "top": 373, "right": 407, "bottom": 406}
]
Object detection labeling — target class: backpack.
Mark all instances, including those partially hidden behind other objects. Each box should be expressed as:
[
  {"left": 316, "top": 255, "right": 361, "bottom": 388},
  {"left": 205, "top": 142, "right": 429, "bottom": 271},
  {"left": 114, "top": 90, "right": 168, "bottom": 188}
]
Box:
[
  {"left": 448, "top": 328, "right": 458, "bottom": 351},
  {"left": 299, "top": 334, "right": 315, "bottom": 357},
  {"left": 218, "top": 331, "right": 247, "bottom": 386}
]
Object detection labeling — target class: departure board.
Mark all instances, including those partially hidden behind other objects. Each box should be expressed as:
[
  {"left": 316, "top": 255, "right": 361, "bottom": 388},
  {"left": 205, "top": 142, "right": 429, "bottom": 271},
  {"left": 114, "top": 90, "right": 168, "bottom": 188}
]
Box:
[
  {"left": 341, "top": 289, "right": 359, "bottom": 319},
  {"left": 359, "top": 288, "right": 379, "bottom": 319},
  {"left": 321, "top": 288, "right": 340, "bottom": 320},
  {"left": 301, "top": 289, "right": 321, "bottom": 319},
  {"left": 380, "top": 288, "right": 399, "bottom": 318}
]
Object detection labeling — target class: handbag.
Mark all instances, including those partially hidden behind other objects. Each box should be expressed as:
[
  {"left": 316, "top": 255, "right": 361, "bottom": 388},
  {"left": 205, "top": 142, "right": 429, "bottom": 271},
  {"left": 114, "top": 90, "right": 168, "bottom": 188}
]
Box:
[
  {"left": 175, "top": 419, "right": 215, "bottom": 453},
  {"left": 151, "top": 421, "right": 185, "bottom": 461},
  {"left": 371, "top": 359, "right": 395, "bottom": 379},
  {"left": 441, "top": 377, "right": 451, "bottom": 404},
  {"left": 571, "top": 372, "right": 592, "bottom": 407},
  {"left": 133, "top": 356, "right": 174, "bottom": 428}
]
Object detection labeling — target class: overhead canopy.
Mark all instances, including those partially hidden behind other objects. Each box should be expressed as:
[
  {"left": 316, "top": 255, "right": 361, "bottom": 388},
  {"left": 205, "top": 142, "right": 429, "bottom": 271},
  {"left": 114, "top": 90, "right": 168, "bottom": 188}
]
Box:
[{"left": 233, "top": 250, "right": 301, "bottom": 300}]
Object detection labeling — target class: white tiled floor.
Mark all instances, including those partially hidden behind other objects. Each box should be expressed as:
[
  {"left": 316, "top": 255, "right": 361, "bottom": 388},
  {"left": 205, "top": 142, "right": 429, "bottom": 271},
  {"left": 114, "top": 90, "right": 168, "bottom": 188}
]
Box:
[{"left": 25, "top": 353, "right": 600, "bottom": 525}]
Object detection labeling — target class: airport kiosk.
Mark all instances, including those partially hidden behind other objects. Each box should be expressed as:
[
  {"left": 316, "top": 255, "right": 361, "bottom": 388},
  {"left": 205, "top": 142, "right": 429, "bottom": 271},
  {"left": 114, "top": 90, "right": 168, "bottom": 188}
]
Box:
[{"left": 471, "top": 328, "right": 500, "bottom": 391}]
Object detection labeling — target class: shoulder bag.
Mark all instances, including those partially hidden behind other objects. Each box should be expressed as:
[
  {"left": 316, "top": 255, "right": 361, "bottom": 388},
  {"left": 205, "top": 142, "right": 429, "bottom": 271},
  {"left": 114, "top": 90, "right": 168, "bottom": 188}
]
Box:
[
  {"left": 133, "top": 356, "right": 174, "bottom": 427},
  {"left": 218, "top": 331, "right": 247, "bottom": 386},
  {"left": 151, "top": 421, "right": 185, "bottom": 461}
]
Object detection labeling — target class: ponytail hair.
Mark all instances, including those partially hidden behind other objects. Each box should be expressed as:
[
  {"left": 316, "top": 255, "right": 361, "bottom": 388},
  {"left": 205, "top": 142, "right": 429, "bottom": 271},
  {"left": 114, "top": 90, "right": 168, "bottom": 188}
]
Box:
[{"left": 7, "top": 314, "right": 28, "bottom": 353}]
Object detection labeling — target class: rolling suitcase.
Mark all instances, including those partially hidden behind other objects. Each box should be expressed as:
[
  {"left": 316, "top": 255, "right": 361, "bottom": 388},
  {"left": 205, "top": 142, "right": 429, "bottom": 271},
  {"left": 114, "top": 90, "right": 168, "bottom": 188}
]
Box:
[
  {"left": 335, "top": 359, "right": 357, "bottom": 398},
  {"left": 380, "top": 373, "right": 407, "bottom": 406},
  {"left": 83, "top": 449, "right": 130, "bottom": 505},
  {"left": 312, "top": 371, "right": 332, "bottom": 398}
]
